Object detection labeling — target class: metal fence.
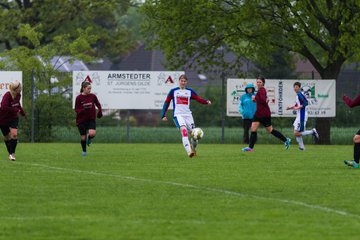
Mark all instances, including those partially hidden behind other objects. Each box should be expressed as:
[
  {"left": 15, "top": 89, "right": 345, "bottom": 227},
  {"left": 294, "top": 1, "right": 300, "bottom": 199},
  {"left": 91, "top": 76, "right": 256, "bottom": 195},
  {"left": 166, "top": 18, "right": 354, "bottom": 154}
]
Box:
[{"left": 16, "top": 70, "right": 360, "bottom": 143}]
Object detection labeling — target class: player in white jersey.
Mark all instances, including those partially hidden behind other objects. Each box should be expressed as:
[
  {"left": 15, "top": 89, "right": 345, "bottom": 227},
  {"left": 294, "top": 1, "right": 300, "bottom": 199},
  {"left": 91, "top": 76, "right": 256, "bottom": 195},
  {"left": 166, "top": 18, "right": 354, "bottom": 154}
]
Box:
[
  {"left": 286, "top": 82, "right": 319, "bottom": 150},
  {"left": 161, "top": 74, "right": 211, "bottom": 157}
]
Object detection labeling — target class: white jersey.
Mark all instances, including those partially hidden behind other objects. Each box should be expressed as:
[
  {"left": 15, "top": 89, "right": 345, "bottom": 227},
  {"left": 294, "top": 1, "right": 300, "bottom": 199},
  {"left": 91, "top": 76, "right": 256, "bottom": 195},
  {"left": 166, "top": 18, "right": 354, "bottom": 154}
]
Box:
[
  {"left": 161, "top": 87, "right": 208, "bottom": 118},
  {"left": 293, "top": 91, "right": 309, "bottom": 132}
]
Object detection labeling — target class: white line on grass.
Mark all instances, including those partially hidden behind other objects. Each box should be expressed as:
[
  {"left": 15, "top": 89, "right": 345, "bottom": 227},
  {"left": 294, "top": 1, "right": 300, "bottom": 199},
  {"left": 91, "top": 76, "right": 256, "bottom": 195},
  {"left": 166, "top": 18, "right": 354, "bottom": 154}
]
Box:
[{"left": 17, "top": 162, "right": 360, "bottom": 220}]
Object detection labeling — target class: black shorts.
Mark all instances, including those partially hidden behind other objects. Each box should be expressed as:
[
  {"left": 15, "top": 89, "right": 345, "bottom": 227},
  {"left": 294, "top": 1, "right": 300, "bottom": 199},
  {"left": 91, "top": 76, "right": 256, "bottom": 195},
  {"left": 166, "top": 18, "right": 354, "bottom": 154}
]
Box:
[
  {"left": 0, "top": 118, "right": 19, "bottom": 136},
  {"left": 77, "top": 120, "right": 96, "bottom": 136},
  {"left": 253, "top": 116, "right": 272, "bottom": 128}
]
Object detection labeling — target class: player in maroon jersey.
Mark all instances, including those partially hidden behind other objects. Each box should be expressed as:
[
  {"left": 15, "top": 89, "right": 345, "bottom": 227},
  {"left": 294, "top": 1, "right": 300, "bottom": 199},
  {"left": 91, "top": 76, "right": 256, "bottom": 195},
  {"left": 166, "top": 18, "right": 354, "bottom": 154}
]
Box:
[
  {"left": 0, "top": 80, "right": 26, "bottom": 161},
  {"left": 75, "top": 81, "right": 102, "bottom": 156},
  {"left": 242, "top": 77, "right": 291, "bottom": 152},
  {"left": 343, "top": 94, "right": 360, "bottom": 168}
]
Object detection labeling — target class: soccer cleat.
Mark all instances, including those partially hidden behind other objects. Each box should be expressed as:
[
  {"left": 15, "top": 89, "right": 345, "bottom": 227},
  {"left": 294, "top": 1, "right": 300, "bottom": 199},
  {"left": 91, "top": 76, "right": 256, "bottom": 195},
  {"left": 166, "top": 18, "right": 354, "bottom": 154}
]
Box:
[
  {"left": 242, "top": 147, "right": 253, "bottom": 152},
  {"left": 312, "top": 128, "right": 319, "bottom": 141},
  {"left": 344, "top": 160, "right": 359, "bottom": 169},
  {"left": 190, "top": 143, "right": 197, "bottom": 156},
  {"left": 299, "top": 147, "right": 305, "bottom": 151},
  {"left": 9, "top": 154, "right": 15, "bottom": 161},
  {"left": 188, "top": 151, "right": 196, "bottom": 158},
  {"left": 82, "top": 151, "right": 87, "bottom": 157},
  {"left": 284, "top": 138, "right": 291, "bottom": 150}
]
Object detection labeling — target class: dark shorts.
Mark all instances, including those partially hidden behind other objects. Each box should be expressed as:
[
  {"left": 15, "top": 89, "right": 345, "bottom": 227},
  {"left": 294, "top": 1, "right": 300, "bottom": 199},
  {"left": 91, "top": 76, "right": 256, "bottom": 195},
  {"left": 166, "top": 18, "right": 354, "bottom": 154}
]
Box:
[
  {"left": 77, "top": 120, "right": 96, "bottom": 136},
  {"left": 0, "top": 118, "right": 19, "bottom": 136},
  {"left": 356, "top": 129, "right": 360, "bottom": 135},
  {"left": 253, "top": 116, "right": 272, "bottom": 128}
]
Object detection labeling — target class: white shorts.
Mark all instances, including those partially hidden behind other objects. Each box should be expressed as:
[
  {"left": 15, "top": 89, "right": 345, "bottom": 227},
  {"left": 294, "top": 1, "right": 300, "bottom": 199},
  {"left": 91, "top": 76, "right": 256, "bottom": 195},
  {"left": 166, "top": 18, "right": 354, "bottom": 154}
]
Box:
[
  {"left": 293, "top": 115, "right": 308, "bottom": 132},
  {"left": 174, "top": 115, "right": 195, "bottom": 131}
]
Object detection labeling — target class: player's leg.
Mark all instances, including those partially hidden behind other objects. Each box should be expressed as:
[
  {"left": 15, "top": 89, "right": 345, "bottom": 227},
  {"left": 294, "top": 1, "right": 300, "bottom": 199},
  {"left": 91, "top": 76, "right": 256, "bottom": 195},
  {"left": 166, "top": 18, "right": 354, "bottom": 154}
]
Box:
[
  {"left": 8, "top": 119, "right": 20, "bottom": 160},
  {"left": 243, "top": 119, "right": 252, "bottom": 144},
  {"left": 78, "top": 123, "right": 87, "bottom": 156},
  {"left": 186, "top": 116, "right": 197, "bottom": 156},
  {"left": 353, "top": 134, "right": 360, "bottom": 165},
  {"left": 344, "top": 130, "right": 360, "bottom": 168},
  {"left": 243, "top": 118, "right": 259, "bottom": 151},
  {"left": 174, "top": 116, "right": 193, "bottom": 157},
  {"left": 301, "top": 128, "right": 319, "bottom": 141},
  {"left": 1, "top": 125, "right": 11, "bottom": 157},
  {"left": 8, "top": 127, "right": 18, "bottom": 161},
  {"left": 265, "top": 117, "right": 290, "bottom": 149},
  {"left": 87, "top": 120, "right": 97, "bottom": 146},
  {"left": 293, "top": 117, "right": 305, "bottom": 150},
  {"left": 295, "top": 131, "right": 304, "bottom": 150}
]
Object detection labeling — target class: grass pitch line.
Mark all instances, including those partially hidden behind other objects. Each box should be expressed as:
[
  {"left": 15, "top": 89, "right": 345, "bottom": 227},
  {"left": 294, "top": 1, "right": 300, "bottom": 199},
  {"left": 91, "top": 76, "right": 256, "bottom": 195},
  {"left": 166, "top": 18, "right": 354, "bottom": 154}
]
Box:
[{"left": 21, "top": 162, "right": 360, "bottom": 219}]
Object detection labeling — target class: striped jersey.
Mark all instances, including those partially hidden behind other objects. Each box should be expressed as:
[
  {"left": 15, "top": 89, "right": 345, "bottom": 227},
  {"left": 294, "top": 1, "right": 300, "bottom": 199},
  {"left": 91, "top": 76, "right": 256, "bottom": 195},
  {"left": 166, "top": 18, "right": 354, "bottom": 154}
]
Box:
[
  {"left": 161, "top": 87, "right": 208, "bottom": 118},
  {"left": 295, "top": 91, "right": 308, "bottom": 121}
]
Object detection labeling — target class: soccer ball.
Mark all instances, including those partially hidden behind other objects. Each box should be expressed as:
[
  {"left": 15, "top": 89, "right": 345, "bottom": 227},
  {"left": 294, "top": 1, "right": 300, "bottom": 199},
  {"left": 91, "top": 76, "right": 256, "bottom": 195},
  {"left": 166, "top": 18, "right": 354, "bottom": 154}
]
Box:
[{"left": 191, "top": 128, "right": 204, "bottom": 140}]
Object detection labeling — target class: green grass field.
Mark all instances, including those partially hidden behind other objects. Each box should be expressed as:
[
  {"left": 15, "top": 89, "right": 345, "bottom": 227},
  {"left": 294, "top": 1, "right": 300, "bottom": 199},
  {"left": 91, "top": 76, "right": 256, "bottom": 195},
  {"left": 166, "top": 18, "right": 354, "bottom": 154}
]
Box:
[{"left": 1, "top": 143, "right": 359, "bottom": 240}]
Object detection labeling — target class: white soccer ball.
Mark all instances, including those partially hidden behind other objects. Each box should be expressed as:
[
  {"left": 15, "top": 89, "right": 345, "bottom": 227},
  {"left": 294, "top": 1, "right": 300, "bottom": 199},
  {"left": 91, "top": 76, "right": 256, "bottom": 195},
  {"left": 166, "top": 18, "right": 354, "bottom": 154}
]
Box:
[{"left": 191, "top": 128, "right": 204, "bottom": 140}]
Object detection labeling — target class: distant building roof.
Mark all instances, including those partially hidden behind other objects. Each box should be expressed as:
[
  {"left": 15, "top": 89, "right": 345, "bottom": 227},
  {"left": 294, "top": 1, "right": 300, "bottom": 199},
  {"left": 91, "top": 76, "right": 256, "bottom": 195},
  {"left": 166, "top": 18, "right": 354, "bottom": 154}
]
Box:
[{"left": 52, "top": 57, "right": 89, "bottom": 71}]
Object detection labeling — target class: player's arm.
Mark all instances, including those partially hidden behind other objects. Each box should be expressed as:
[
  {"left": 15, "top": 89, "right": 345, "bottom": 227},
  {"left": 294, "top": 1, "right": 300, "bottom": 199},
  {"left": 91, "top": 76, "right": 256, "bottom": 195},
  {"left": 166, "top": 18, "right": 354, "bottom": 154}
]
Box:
[
  {"left": 239, "top": 100, "right": 244, "bottom": 114},
  {"left": 286, "top": 105, "right": 296, "bottom": 110},
  {"left": 298, "top": 93, "right": 308, "bottom": 108},
  {"left": 17, "top": 96, "right": 26, "bottom": 117},
  {"left": 191, "top": 90, "right": 211, "bottom": 104},
  {"left": 343, "top": 94, "right": 360, "bottom": 108},
  {"left": 74, "top": 96, "right": 84, "bottom": 115},
  {"left": 161, "top": 90, "right": 174, "bottom": 120},
  {"left": 94, "top": 96, "right": 103, "bottom": 118}
]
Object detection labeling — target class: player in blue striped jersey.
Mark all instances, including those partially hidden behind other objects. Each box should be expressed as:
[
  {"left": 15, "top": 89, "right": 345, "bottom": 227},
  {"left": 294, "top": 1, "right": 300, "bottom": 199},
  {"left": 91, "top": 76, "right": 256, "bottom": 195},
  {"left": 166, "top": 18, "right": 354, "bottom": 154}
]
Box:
[
  {"left": 161, "top": 74, "right": 211, "bottom": 157},
  {"left": 286, "top": 82, "right": 319, "bottom": 150}
]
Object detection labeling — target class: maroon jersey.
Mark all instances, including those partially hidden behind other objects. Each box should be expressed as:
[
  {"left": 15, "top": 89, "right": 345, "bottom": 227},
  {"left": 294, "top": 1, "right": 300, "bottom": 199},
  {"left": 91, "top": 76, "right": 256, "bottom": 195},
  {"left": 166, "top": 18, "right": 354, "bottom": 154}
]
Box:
[
  {"left": 254, "top": 87, "right": 271, "bottom": 118},
  {"left": 75, "top": 93, "right": 102, "bottom": 125},
  {"left": 0, "top": 91, "right": 25, "bottom": 125},
  {"left": 343, "top": 94, "right": 360, "bottom": 108}
]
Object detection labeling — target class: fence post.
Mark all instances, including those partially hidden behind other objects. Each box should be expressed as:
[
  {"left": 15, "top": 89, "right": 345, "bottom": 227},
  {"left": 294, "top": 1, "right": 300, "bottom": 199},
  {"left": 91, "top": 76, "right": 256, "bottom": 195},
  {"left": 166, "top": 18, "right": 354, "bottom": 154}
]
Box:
[
  {"left": 30, "top": 69, "right": 35, "bottom": 143},
  {"left": 311, "top": 70, "right": 316, "bottom": 144},
  {"left": 221, "top": 72, "right": 226, "bottom": 144},
  {"left": 127, "top": 110, "right": 130, "bottom": 143}
]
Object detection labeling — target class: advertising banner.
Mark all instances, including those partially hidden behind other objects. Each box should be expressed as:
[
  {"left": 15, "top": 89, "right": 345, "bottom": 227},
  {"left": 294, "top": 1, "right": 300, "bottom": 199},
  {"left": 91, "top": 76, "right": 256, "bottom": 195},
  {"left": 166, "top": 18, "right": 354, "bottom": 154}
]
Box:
[
  {"left": 0, "top": 71, "right": 23, "bottom": 104},
  {"left": 227, "top": 79, "right": 336, "bottom": 117},
  {"left": 73, "top": 71, "right": 184, "bottom": 109}
]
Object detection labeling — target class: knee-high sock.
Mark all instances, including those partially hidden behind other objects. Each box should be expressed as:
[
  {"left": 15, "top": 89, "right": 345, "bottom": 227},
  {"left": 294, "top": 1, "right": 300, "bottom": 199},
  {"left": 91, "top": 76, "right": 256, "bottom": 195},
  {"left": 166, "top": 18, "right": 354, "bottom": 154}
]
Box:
[
  {"left": 81, "top": 140, "right": 86, "bottom": 152},
  {"left": 296, "top": 137, "right": 304, "bottom": 149},
  {"left": 249, "top": 132, "right": 257, "bottom": 149},
  {"left": 181, "top": 128, "right": 191, "bottom": 154},
  {"left": 354, "top": 143, "right": 360, "bottom": 164},
  {"left": 4, "top": 140, "right": 11, "bottom": 154},
  {"left": 10, "top": 139, "right": 17, "bottom": 154},
  {"left": 271, "top": 129, "right": 287, "bottom": 142},
  {"left": 302, "top": 130, "right": 313, "bottom": 136},
  {"left": 182, "top": 137, "right": 191, "bottom": 154}
]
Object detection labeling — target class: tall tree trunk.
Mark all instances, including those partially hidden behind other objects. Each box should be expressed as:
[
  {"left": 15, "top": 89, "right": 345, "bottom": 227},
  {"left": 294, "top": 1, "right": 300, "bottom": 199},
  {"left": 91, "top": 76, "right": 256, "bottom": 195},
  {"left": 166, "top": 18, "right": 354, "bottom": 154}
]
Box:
[
  {"left": 314, "top": 59, "right": 345, "bottom": 144},
  {"left": 315, "top": 118, "right": 331, "bottom": 144}
]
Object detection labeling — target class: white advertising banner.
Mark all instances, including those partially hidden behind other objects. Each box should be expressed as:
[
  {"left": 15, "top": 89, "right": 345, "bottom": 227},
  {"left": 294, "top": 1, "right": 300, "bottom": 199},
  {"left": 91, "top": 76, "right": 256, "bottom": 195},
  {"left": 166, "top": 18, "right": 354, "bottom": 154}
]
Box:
[
  {"left": 0, "top": 71, "right": 23, "bottom": 104},
  {"left": 73, "top": 71, "right": 184, "bottom": 109},
  {"left": 227, "top": 79, "right": 336, "bottom": 117}
]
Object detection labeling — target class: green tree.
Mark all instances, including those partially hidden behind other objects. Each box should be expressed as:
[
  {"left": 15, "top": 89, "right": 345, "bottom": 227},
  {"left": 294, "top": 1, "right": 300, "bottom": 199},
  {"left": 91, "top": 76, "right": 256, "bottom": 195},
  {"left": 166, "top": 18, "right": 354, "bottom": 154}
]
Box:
[
  {"left": 141, "top": 0, "right": 360, "bottom": 144},
  {"left": 0, "top": 0, "right": 137, "bottom": 141}
]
